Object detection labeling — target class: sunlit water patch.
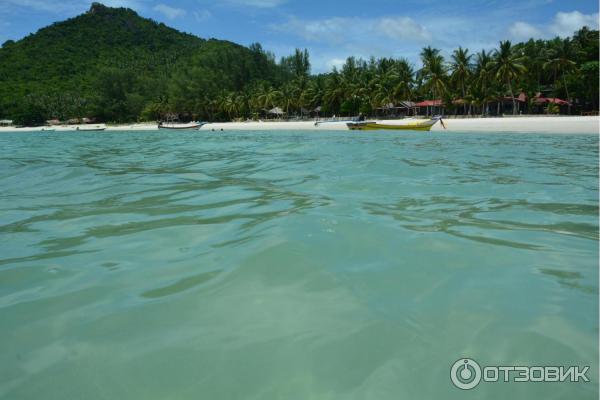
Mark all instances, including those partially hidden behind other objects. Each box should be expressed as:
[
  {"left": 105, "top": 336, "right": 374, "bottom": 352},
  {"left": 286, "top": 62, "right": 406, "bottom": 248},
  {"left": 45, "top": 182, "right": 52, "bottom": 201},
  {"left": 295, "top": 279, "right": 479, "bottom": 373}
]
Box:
[{"left": 0, "top": 130, "right": 597, "bottom": 399}]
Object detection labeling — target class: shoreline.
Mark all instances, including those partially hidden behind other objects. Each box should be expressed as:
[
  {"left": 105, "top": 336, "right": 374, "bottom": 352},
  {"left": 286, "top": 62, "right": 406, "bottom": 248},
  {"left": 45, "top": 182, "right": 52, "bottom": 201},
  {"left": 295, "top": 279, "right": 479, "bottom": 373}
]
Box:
[
  {"left": 0, "top": 116, "right": 597, "bottom": 134},
  {"left": 201, "top": 116, "right": 599, "bottom": 134}
]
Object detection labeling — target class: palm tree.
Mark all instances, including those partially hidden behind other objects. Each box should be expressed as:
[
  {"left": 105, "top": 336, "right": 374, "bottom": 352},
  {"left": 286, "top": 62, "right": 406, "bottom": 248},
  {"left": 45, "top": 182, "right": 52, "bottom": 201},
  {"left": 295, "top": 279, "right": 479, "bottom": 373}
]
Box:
[
  {"left": 450, "top": 47, "right": 472, "bottom": 114},
  {"left": 393, "top": 59, "right": 414, "bottom": 101},
  {"left": 474, "top": 50, "right": 493, "bottom": 115},
  {"left": 544, "top": 38, "right": 580, "bottom": 113},
  {"left": 420, "top": 46, "right": 440, "bottom": 62},
  {"left": 280, "top": 83, "right": 298, "bottom": 115},
  {"left": 235, "top": 92, "right": 249, "bottom": 119},
  {"left": 521, "top": 39, "right": 549, "bottom": 93},
  {"left": 257, "top": 86, "right": 282, "bottom": 111},
  {"left": 323, "top": 69, "right": 345, "bottom": 115},
  {"left": 218, "top": 92, "right": 238, "bottom": 120},
  {"left": 372, "top": 69, "right": 396, "bottom": 109},
  {"left": 488, "top": 41, "right": 527, "bottom": 115},
  {"left": 302, "top": 79, "right": 324, "bottom": 110},
  {"left": 420, "top": 48, "right": 447, "bottom": 114}
]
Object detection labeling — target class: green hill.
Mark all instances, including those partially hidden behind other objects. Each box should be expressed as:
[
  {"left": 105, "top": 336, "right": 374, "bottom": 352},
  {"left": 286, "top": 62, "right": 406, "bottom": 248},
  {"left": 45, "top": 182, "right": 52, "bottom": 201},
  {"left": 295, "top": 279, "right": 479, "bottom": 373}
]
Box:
[{"left": 0, "top": 2, "right": 281, "bottom": 124}]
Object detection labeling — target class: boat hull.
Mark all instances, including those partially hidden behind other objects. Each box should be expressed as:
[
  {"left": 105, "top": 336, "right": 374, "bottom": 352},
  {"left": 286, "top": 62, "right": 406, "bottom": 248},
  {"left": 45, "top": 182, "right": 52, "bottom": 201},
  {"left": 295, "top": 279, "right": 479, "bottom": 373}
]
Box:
[
  {"left": 158, "top": 122, "right": 205, "bottom": 130},
  {"left": 347, "top": 119, "right": 438, "bottom": 131},
  {"left": 76, "top": 124, "right": 106, "bottom": 131}
]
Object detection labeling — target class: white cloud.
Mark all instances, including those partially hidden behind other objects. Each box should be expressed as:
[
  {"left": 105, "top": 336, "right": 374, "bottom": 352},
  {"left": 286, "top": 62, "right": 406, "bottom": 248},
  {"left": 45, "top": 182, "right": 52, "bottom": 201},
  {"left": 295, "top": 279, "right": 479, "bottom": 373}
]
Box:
[
  {"left": 506, "top": 11, "right": 599, "bottom": 40},
  {"left": 275, "top": 17, "right": 347, "bottom": 43},
  {"left": 272, "top": 15, "right": 431, "bottom": 44},
  {"left": 270, "top": 16, "right": 432, "bottom": 73},
  {"left": 508, "top": 21, "right": 542, "bottom": 40},
  {"left": 377, "top": 17, "right": 432, "bottom": 41},
  {"left": 326, "top": 58, "right": 346, "bottom": 70},
  {"left": 549, "top": 11, "right": 599, "bottom": 37},
  {"left": 194, "top": 9, "right": 212, "bottom": 22},
  {"left": 153, "top": 4, "right": 185, "bottom": 19}
]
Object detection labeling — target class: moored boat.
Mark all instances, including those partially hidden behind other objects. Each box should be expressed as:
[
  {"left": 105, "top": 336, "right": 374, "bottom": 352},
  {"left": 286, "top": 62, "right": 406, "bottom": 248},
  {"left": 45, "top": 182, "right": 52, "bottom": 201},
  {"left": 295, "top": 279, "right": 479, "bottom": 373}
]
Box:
[
  {"left": 314, "top": 119, "right": 356, "bottom": 126},
  {"left": 158, "top": 121, "right": 206, "bottom": 130},
  {"left": 347, "top": 117, "right": 443, "bottom": 131},
  {"left": 76, "top": 124, "right": 106, "bottom": 131}
]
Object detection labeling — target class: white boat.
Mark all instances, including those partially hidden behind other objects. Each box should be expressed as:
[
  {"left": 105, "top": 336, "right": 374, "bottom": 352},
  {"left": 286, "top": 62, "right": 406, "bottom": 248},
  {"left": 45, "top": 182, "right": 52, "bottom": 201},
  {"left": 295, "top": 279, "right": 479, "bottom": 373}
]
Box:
[
  {"left": 76, "top": 124, "right": 106, "bottom": 131},
  {"left": 346, "top": 116, "right": 445, "bottom": 131},
  {"left": 0, "top": 126, "right": 56, "bottom": 132},
  {"left": 314, "top": 119, "right": 356, "bottom": 127},
  {"left": 158, "top": 121, "right": 205, "bottom": 130}
]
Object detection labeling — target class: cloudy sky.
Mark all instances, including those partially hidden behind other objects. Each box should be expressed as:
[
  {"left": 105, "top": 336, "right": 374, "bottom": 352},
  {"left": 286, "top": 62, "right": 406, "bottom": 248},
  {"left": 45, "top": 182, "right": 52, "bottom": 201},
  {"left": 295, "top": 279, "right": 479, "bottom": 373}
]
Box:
[{"left": 0, "top": 0, "right": 597, "bottom": 72}]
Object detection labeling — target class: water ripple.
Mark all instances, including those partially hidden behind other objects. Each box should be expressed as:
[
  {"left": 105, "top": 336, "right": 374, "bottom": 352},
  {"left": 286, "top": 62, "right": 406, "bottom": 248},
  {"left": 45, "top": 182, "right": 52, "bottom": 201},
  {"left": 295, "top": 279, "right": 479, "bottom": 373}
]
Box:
[{"left": 0, "top": 130, "right": 597, "bottom": 400}]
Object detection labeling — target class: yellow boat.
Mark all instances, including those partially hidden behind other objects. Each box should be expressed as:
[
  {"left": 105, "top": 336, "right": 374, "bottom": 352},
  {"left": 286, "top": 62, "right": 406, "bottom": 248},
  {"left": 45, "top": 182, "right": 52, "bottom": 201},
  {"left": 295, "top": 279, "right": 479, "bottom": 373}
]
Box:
[{"left": 346, "top": 117, "right": 442, "bottom": 131}]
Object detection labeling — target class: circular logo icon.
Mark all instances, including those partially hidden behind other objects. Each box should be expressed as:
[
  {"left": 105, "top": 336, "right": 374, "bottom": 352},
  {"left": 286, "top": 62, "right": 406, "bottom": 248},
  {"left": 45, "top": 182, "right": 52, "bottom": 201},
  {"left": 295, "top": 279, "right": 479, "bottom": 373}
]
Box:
[{"left": 450, "top": 358, "right": 482, "bottom": 390}]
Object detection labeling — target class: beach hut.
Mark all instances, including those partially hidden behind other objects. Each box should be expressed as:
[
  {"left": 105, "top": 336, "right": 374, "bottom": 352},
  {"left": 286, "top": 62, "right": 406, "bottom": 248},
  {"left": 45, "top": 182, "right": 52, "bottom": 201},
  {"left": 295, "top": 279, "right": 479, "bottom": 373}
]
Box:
[
  {"left": 533, "top": 96, "right": 570, "bottom": 106},
  {"left": 0, "top": 119, "right": 13, "bottom": 127},
  {"left": 397, "top": 101, "right": 417, "bottom": 116},
  {"left": 267, "top": 107, "right": 285, "bottom": 119},
  {"left": 313, "top": 106, "right": 322, "bottom": 118},
  {"left": 499, "top": 92, "right": 528, "bottom": 114},
  {"left": 532, "top": 95, "right": 571, "bottom": 114},
  {"left": 415, "top": 100, "right": 443, "bottom": 116},
  {"left": 376, "top": 101, "right": 417, "bottom": 118},
  {"left": 376, "top": 103, "right": 397, "bottom": 118},
  {"left": 46, "top": 119, "right": 60, "bottom": 126},
  {"left": 450, "top": 98, "right": 467, "bottom": 116},
  {"left": 308, "top": 106, "right": 323, "bottom": 120}
]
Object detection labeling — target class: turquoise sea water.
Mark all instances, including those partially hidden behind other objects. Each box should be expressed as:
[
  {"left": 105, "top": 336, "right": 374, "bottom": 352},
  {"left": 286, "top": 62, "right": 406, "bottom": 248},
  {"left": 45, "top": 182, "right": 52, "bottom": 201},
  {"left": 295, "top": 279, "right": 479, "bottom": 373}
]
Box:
[{"left": 0, "top": 129, "right": 597, "bottom": 399}]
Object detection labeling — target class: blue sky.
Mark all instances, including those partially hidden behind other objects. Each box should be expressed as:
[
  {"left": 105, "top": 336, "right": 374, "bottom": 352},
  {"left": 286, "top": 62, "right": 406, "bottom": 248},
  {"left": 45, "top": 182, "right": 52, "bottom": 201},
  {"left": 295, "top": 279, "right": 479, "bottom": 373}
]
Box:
[{"left": 0, "top": 0, "right": 598, "bottom": 72}]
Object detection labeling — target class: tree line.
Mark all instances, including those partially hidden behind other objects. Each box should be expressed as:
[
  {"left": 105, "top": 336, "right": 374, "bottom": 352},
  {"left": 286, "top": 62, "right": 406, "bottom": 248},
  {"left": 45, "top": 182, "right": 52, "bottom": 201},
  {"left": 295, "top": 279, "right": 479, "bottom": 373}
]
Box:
[
  {"left": 196, "top": 27, "right": 597, "bottom": 121},
  {"left": 0, "top": 3, "right": 597, "bottom": 125}
]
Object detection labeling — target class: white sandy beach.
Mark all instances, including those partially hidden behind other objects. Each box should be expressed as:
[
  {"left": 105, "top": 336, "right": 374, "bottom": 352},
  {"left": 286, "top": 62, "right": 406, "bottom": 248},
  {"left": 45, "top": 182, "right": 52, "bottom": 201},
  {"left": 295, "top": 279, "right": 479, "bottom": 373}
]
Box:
[
  {"left": 0, "top": 116, "right": 598, "bottom": 134},
  {"left": 200, "top": 116, "right": 599, "bottom": 134}
]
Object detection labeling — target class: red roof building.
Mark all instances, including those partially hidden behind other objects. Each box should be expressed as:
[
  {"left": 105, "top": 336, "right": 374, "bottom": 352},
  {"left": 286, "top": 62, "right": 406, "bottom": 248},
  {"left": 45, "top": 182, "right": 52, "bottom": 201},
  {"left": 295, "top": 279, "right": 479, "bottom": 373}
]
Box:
[
  {"left": 534, "top": 97, "right": 571, "bottom": 106},
  {"left": 415, "top": 100, "right": 443, "bottom": 107}
]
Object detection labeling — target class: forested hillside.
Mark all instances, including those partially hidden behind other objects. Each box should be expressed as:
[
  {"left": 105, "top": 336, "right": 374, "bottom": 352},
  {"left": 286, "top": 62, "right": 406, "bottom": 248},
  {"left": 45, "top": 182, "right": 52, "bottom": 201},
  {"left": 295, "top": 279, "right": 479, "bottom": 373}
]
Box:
[{"left": 0, "top": 3, "right": 285, "bottom": 124}]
